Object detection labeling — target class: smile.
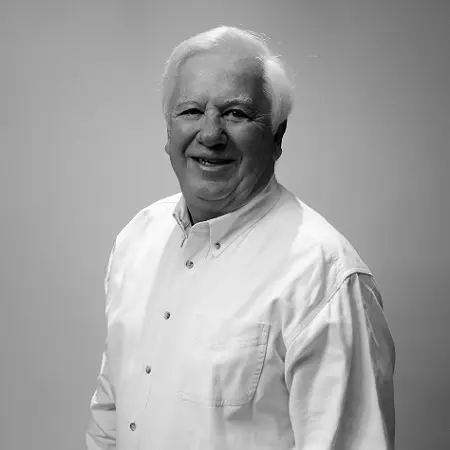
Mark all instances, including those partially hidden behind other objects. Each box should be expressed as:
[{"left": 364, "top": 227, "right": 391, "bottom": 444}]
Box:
[{"left": 192, "top": 157, "right": 235, "bottom": 168}]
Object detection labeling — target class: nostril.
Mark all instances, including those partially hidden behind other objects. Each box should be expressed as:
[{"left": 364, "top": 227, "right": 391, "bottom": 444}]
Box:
[{"left": 197, "top": 128, "right": 227, "bottom": 147}]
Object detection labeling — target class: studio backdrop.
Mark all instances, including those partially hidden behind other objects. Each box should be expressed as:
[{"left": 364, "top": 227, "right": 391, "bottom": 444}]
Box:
[{"left": 2, "top": 1, "right": 449, "bottom": 449}]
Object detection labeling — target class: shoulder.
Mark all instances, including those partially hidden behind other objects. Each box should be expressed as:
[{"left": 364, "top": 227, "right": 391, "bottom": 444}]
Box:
[
  {"left": 115, "top": 192, "right": 181, "bottom": 248},
  {"left": 104, "top": 192, "right": 181, "bottom": 300},
  {"left": 123, "top": 192, "right": 181, "bottom": 231},
  {"left": 276, "top": 185, "right": 371, "bottom": 284},
  {"left": 273, "top": 185, "right": 377, "bottom": 341},
  {"left": 268, "top": 185, "right": 373, "bottom": 320}
]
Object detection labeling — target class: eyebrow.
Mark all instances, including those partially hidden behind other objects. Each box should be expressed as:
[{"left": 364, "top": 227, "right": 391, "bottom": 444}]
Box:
[
  {"left": 174, "top": 95, "right": 254, "bottom": 109},
  {"left": 221, "top": 96, "right": 254, "bottom": 107},
  {"left": 173, "top": 97, "right": 199, "bottom": 108}
]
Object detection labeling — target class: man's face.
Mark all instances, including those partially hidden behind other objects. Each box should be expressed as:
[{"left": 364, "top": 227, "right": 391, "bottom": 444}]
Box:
[{"left": 165, "top": 50, "right": 283, "bottom": 223}]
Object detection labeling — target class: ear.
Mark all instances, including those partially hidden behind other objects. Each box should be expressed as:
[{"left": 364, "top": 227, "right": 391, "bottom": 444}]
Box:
[
  {"left": 273, "top": 120, "right": 287, "bottom": 161},
  {"left": 164, "top": 128, "right": 170, "bottom": 155}
]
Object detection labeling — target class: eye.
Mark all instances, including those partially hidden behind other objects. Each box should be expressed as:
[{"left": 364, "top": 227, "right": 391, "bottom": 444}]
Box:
[
  {"left": 180, "top": 108, "right": 203, "bottom": 117},
  {"left": 224, "top": 109, "right": 249, "bottom": 120}
]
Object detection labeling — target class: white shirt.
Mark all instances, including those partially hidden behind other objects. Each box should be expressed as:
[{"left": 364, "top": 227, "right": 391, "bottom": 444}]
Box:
[{"left": 86, "top": 177, "right": 395, "bottom": 450}]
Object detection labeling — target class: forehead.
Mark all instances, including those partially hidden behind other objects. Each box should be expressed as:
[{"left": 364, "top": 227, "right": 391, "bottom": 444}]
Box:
[{"left": 174, "top": 51, "right": 266, "bottom": 105}]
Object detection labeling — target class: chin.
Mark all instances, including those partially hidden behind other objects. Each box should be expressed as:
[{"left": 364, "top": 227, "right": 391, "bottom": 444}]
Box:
[
  {"left": 189, "top": 180, "right": 235, "bottom": 201},
  {"left": 195, "top": 189, "right": 231, "bottom": 203}
]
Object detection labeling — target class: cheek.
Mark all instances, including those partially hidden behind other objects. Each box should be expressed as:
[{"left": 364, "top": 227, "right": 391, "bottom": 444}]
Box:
[
  {"left": 169, "top": 122, "right": 198, "bottom": 151},
  {"left": 231, "top": 123, "right": 269, "bottom": 148},
  {"left": 234, "top": 131, "right": 272, "bottom": 162}
]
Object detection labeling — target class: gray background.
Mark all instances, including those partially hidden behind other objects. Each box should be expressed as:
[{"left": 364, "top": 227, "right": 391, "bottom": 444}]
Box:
[{"left": 2, "top": 0, "right": 449, "bottom": 449}]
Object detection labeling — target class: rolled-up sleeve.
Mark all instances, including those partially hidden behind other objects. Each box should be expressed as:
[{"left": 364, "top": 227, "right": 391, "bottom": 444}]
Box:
[
  {"left": 285, "top": 272, "right": 395, "bottom": 449},
  {"left": 86, "top": 246, "right": 117, "bottom": 449}
]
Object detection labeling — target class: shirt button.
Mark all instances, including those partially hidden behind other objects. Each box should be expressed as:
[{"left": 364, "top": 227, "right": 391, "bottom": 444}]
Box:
[
  {"left": 164, "top": 311, "right": 171, "bottom": 320},
  {"left": 145, "top": 365, "right": 152, "bottom": 374},
  {"left": 185, "top": 260, "right": 194, "bottom": 269},
  {"left": 130, "top": 422, "right": 136, "bottom": 431},
  {"left": 214, "top": 242, "right": 221, "bottom": 250}
]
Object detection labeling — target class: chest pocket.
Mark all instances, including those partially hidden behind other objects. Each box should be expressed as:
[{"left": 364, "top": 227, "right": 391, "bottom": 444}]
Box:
[{"left": 177, "top": 314, "right": 270, "bottom": 406}]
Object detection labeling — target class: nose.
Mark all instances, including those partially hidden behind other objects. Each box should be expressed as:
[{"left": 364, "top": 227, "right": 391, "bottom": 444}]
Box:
[{"left": 196, "top": 110, "right": 227, "bottom": 148}]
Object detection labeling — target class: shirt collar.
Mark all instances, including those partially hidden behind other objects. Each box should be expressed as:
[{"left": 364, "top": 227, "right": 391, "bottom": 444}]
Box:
[{"left": 172, "top": 175, "right": 281, "bottom": 255}]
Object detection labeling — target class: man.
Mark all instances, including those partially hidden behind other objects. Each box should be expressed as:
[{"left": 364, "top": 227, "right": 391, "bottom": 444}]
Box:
[{"left": 86, "top": 26, "right": 395, "bottom": 449}]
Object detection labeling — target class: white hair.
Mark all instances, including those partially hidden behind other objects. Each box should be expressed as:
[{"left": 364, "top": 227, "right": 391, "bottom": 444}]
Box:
[{"left": 162, "top": 26, "right": 294, "bottom": 133}]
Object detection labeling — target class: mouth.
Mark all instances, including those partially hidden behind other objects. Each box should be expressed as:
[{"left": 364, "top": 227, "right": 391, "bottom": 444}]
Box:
[{"left": 191, "top": 157, "right": 235, "bottom": 168}]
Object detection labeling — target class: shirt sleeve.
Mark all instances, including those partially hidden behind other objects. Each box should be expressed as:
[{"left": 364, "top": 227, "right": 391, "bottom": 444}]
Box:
[
  {"left": 86, "top": 246, "right": 117, "bottom": 449},
  {"left": 285, "top": 272, "right": 396, "bottom": 449}
]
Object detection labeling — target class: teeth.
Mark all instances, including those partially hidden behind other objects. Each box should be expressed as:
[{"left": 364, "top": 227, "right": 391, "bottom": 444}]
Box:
[{"left": 199, "top": 158, "right": 222, "bottom": 166}]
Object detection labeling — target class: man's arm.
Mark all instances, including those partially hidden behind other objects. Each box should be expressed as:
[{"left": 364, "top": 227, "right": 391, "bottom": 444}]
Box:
[
  {"left": 86, "top": 351, "right": 116, "bottom": 449},
  {"left": 285, "top": 272, "right": 395, "bottom": 449},
  {"left": 86, "top": 246, "right": 117, "bottom": 449}
]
